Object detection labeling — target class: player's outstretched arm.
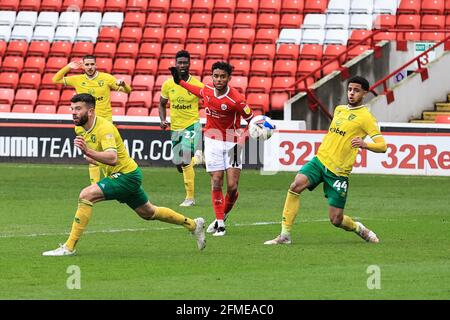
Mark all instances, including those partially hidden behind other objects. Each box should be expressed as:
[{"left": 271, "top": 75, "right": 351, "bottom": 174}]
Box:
[
  {"left": 169, "top": 67, "right": 203, "bottom": 97},
  {"left": 351, "top": 136, "right": 387, "bottom": 153},
  {"left": 116, "top": 79, "right": 132, "bottom": 94},
  {"left": 52, "top": 61, "right": 82, "bottom": 84},
  {"left": 74, "top": 136, "right": 118, "bottom": 166}
]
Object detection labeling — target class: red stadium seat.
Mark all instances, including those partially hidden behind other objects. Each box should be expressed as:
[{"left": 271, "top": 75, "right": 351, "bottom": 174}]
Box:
[
  {"left": 189, "top": 59, "right": 204, "bottom": 76},
  {"left": 126, "top": 0, "right": 147, "bottom": 12},
  {"left": 19, "top": 0, "right": 41, "bottom": 10},
  {"left": 228, "top": 76, "right": 248, "bottom": 93},
  {"left": 250, "top": 60, "right": 273, "bottom": 77},
  {"left": 152, "top": 91, "right": 162, "bottom": 108},
  {"left": 446, "top": 0, "right": 450, "bottom": 14},
  {"left": 202, "top": 59, "right": 216, "bottom": 76},
  {"left": 96, "top": 58, "right": 113, "bottom": 73},
  {"left": 185, "top": 43, "right": 206, "bottom": 59},
  {"left": 154, "top": 75, "right": 170, "bottom": 91},
  {"left": 230, "top": 43, "right": 253, "bottom": 60},
  {"left": 0, "top": 89, "right": 15, "bottom": 105},
  {"left": 234, "top": 13, "right": 257, "bottom": 29},
  {"left": 40, "top": 0, "right": 62, "bottom": 11},
  {"left": 397, "top": 0, "right": 421, "bottom": 14},
  {"left": 164, "top": 28, "right": 187, "bottom": 44},
  {"left": 161, "top": 43, "right": 184, "bottom": 58},
  {"left": 12, "top": 104, "right": 34, "bottom": 113},
  {"left": 271, "top": 77, "right": 295, "bottom": 93},
  {"left": 132, "top": 75, "right": 155, "bottom": 91},
  {"left": 270, "top": 92, "right": 289, "bottom": 111},
  {"left": 120, "top": 27, "right": 143, "bottom": 43},
  {"left": 206, "top": 43, "right": 229, "bottom": 60},
  {"left": 94, "top": 42, "right": 117, "bottom": 58},
  {"left": 231, "top": 28, "right": 255, "bottom": 44},
  {"left": 170, "top": 0, "right": 192, "bottom": 13},
  {"left": 57, "top": 105, "right": 73, "bottom": 114},
  {"left": 167, "top": 12, "right": 190, "bottom": 28},
  {"left": 127, "top": 91, "right": 152, "bottom": 108},
  {"left": 62, "top": 0, "right": 84, "bottom": 11},
  {"left": 397, "top": 31, "right": 421, "bottom": 41},
  {"left": 157, "top": 58, "right": 175, "bottom": 75},
  {"left": 6, "top": 41, "right": 28, "bottom": 57},
  {"left": 135, "top": 58, "right": 158, "bottom": 75},
  {"left": 189, "top": 13, "right": 212, "bottom": 28},
  {"left": 116, "top": 42, "right": 139, "bottom": 58},
  {"left": 192, "top": 0, "right": 214, "bottom": 13},
  {"left": 112, "top": 106, "right": 125, "bottom": 115},
  {"left": 14, "top": 89, "right": 37, "bottom": 105},
  {"left": 84, "top": 0, "right": 105, "bottom": 11},
  {"left": 149, "top": 107, "right": 165, "bottom": 117},
  {"left": 208, "top": 28, "right": 232, "bottom": 43},
  {"left": 421, "top": 15, "right": 445, "bottom": 29},
  {"left": 323, "top": 45, "right": 346, "bottom": 63},
  {"left": 2, "top": 56, "right": 24, "bottom": 73},
  {"left": 18, "top": 73, "right": 41, "bottom": 89},
  {"left": 105, "top": 0, "right": 126, "bottom": 11},
  {"left": 347, "top": 45, "right": 370, "bottom": 61},
  {"left": 446, "top": 14, "right": 450, "bottom": 28},
  {"left": 112, "top": 58, "right": 135, "bottom": 74},
  {"left": 435, "top": 115, "right": 450, "bottom": 123},
  {"left": 126, "top": 107, "right": 148, "bottom": 116},
  {"left": 322, "top": 60, "right": 341, "bottom": 76},
  {"left": 247, "top": 93, "right": 269, "bottom": 112},
  {"left": 236, "top": 0, "right": 259, "bottom": 13},
  {"left": 296, "top": 77, "right": 315, "bottom": 90},
  {"left": 110, "top": 91, "right": 128, "bottom": 108},
  {"left": 98, "top": 27, "right": 120, "bottom": 43},
  {"left": 41, "top": 73, "right": 62, "bottom": 90},
  {"left": 213, "top": 0, "right": 236, "bottom": 13},
  {"left": 60, "top": 89, "right": 76, "bottom": 105},
  {"left": 304, "top": 0, "right": 328, "bottom": 14},
  {"left": 276, "top": 44, "right": 300, "bottom": 60},
  {"left": 28, "top": 41, "right": 51, "bottom": 57},
  {"left": 45, "top": 57, "right": 68, "bottom": 73},
  {"left": 397, "top": 14, "right": 421, "bottom": 29},
  {"left": 247, "top": 76, "right": 272, "bottom": 94},
  {"left": 35, "top": 105, "right": 57, "bottom": 114},
  {"left": 145, "top": 12, "right": 167, "bottom": 28},
  {"left": 71, "top": 42, "right": 94, "bottom": 58},
  {"left": 255, "top": 29, "right": 278, "bottom": 44},
  {"left": 0, "top": 41, "right": 6, "bottom": 56},
  {"left": 0, "top": 0, "right": 20, "bottom": 10},
  {"left": 297, "top": 60, "right": 321, "bottom": 79},
  {"left": 49, "top": 41, "right": 73, "bottom": 57},
  {"left": 259, "top": 0, "right": 281, "bottom": 13},
  {"left": 138, "top": 42, "right": 162, "bottom": 59},
  {"left": 123, "top": 12, "right": 146, "bottom": 28},
  {"left": 148, "top": 0, "right": 170, "bottom": 12},
  {"left": 257, "top": 13, "right": 281, "bottom": 29},
  {"left": 187, "top": 28, "right": 210, "bottom": 44},
  {"left": 348, "top": 30, "right": 373, "bottom": 46},
  {"left": 281, "top": 0, "right": 304, "bottom": 14},
  {"left": 142, "top": 28, "right": 164, "bottom": 43},
  {"left": 0, "top": 73, "right": 19, "bottom": 89},
  {"left": 37, "top": 89, "right": 60, "bottom": 105},
  {"left": 421, "top": 31, "right": 445, "bottom": 42},
  {"left": 421, "top": 0, "right": 445, "bottom": 14},
  {"left": 373, "top": 14, "right": 396, "bottom": 29},
  {"left": 280, "top": 14, "right": 304, "bottom": 29},
  {"left": 252, "top": 44, "right": 276, "bottom": 60},
  {"left": 273, "top": 60, "right": 297, "bottom": 77},
  {"left": 0, "top": 103, "right": 11, "bottom": 115},
  {"left": 211, "top": 13, "right": 235, "bottom": 28}
]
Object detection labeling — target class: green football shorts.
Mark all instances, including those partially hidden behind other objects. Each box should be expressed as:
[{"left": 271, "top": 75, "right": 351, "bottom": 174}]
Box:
[
  {"left": 171, "top": 121, "right": 202, "bottom": 165},
  {"left": 299, "top": 156, "right": 349, "bottom": 209},
  {"left": 97, "top": 167, "right": 149, "bottom": 210}
]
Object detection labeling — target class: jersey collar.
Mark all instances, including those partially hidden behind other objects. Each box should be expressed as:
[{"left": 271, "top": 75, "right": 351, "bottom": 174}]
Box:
[
  {"left": 347, "top": 104, "right": 365, "bottom": 110},
  {"left": 84, "top": 72, "right": 99, "bottom": 81},
  {"left": 214, "top": 86, "right": 230, "bottom": 99},
  {"left": 85, "top": 116, "right": 97, "bottom": 134}
]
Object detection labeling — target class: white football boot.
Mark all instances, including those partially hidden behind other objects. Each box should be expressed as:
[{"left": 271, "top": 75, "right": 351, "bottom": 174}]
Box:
[
  {"left": 264, "top": 234, "right": 292, "bottom": 245},
  {"left": 193, "top": 150, "right": 205, "bottom": 165},
  {"left": 356, "top": 222, "right": 379, "bottom": 243},
  {"left": 179, "top": 198, "right": 195, "bottom": 207},
  {"left": 207, "top": 219, "right": 218, "bottom": 234},
  {"left": 213, "top": 226, "right": 226, "bottom": 237},
  {"left": 42, "top": 243, "right": 76, "bottom": 256},
  {"left": 192, "top": 218, "right": 206, "bottom": 250}
]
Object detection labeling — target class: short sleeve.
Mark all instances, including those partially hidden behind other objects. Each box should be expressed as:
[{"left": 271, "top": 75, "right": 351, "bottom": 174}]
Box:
[
  {"left": 363, "top": 114, "right": 382, "bottom": 139},
  {"left": 99, "top": 125, "right": 117, "bottom": 152},
  {"left": 106, "top": 74, "right": 120, "bottom": 91},
  {"left": 237, "top": 97, "right": 253, "bottom": 121},
  {"left": 161, "top": 79, "right": 170, "bottom": 99}
]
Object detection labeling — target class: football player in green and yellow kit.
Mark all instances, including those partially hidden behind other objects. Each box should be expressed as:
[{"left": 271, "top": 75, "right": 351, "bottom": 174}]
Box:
[
  {"left": 42, "top": 94, "right": 206, "bottom": 256},
  {"left": 52, "top": 55, "right": 132, "bottom": 184},
  {"left": 265, "top": 76, "right": 387, "bottom": 245},
  {"left": 159, "top": 50, "right": 204, "bottom": 207}
]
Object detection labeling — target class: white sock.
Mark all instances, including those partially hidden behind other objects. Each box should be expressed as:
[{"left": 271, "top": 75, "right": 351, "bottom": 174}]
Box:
[{"left": 217, "top": 219, "right": 225, "bottom": 228}]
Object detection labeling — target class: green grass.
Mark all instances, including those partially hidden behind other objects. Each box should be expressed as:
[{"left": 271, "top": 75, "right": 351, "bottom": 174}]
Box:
[{"left": 0, "top": 163, "right": 449, "bottom": 299}]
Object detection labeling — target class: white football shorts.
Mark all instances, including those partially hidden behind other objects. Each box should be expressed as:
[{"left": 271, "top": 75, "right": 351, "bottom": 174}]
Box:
[{"left": 204, "top": 136, "right": 243, "bottom": 172}]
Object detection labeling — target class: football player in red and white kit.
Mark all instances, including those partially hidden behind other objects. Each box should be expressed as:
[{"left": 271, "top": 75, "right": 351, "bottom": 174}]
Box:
[{"left": 170, "top": 62, "right": 254, "bottom": 236}]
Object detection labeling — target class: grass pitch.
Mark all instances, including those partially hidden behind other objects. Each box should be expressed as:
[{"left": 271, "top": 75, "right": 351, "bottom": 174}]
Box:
[{"left": 0, "top": 163, "right": 448, "bottom": 299}]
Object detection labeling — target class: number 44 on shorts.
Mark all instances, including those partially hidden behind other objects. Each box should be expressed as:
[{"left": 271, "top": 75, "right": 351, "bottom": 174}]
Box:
[{"left": 333, "top": 180, "right": 347, "bottom": 191}]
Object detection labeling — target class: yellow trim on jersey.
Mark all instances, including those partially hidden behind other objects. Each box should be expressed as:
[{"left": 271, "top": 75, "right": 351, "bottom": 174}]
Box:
[
  {"left": 317, "top": 105, "right": 383, "bottom": 177},
  {"left": 161, "top": 75, "right": 204, "bottom": 130}
]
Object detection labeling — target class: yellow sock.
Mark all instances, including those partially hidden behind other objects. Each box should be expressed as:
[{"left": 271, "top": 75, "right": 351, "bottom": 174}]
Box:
[
  {"left": 65, "top": 199, "right": 93, "bottom": 251},
  {"left": 281, "top": 190, "right": 300, "bottom": 236},
  {"left": 182, "top": 162, "right": 195, "bottom": 200},
  {"left": 339, "top": 215, "right": 358, "bottom": 231},
  {"left": 153, "top": 206, "right": 196, "bottom": 232},
  {"left": 89, "top": 164, "right": 101, "bottom": 184}
]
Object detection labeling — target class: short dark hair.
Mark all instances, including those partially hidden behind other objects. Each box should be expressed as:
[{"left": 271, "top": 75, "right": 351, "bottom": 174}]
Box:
[
  {"left": 175, "top": 50, "right": 190, "bottom": 60},
  {"left": 212, "top": 61, "right": 233, "bottom": 76},
  {"left": 348, "top": 76, "right": 370, "bottom": 91},
  {"left": 71, "top": 93, "right": 96, "bottom": 108},
  {"left": 82, "top": 55, "right": 96, "bottom": 61}
]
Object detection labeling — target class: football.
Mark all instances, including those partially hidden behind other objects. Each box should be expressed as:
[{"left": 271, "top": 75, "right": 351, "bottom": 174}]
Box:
[{"left": 248, "top": 115, "right": 276, "bottom": 140}]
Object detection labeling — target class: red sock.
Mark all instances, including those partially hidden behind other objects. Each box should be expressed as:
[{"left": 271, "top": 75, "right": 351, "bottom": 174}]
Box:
[
  {"left": 224, "top": 191, "right": 239, "bottom": 215},
  {"left": 212, "top": 189, "right": 224, "bottom": 220}
]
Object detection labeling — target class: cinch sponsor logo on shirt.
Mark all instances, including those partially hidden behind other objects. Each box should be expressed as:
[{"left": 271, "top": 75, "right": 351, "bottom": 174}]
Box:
[
  {"left": 172, "top": 104, "right": 192, "bottom": 110},
  {"left": 329, "top": 127, "right": 346, "bottom": 136}
]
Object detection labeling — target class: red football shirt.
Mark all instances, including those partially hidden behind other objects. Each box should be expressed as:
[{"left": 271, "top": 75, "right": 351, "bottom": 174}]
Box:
[{"left": 180, "top": 81, "right": 253, "bottom": 141}]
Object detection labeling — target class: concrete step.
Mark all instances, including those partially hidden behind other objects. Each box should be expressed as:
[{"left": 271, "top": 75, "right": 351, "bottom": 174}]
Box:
[{"left": 422, "top": 111, "right": 450, "bottom": 121}]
